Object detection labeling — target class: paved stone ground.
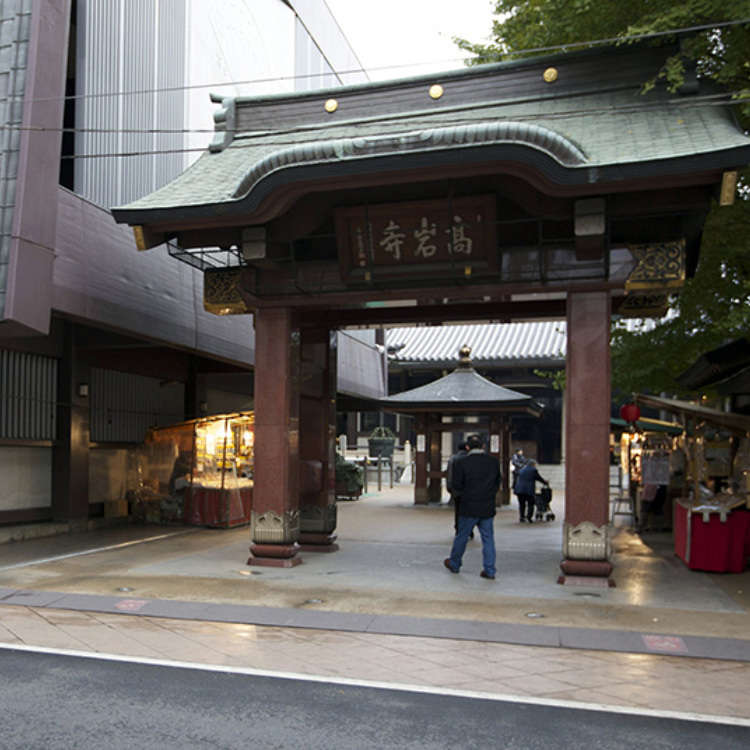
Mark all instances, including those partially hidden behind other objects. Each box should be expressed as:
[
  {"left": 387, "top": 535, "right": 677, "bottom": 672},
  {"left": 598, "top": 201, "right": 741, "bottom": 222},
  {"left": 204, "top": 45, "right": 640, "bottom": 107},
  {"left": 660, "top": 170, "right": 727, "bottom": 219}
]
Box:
[{"left": 1, "top": 469, "right": 750, "bottom": 723}]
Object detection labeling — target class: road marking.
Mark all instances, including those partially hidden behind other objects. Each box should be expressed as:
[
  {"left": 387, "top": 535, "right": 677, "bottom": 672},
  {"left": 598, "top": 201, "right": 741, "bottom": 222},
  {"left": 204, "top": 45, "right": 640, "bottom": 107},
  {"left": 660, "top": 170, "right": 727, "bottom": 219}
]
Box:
[
  {"left": 643, "top": 634, "right": 689, "bottom": 653},
  {"left": 0, "top": 530, "right": 196, "bottom": 571},
  {"left": 114, "top": 599, "right": 149, "bottom": 611},
  {"left": 2, "top": 642, "right": 749, "bottom": 728}
]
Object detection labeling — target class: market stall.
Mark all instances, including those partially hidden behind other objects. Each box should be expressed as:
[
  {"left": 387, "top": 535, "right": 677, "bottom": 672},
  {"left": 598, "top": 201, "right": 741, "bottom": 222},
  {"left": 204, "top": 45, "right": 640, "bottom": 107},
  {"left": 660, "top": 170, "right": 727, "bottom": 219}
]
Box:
[
  {"left": 612, "top": 416, "right": 683, "bottom": 530},
  {"left": 138, "top": 412, "right": 254, "bottom": 528},
  {"left": 634, "top": 394, "right": 750, "bottom": 572}
]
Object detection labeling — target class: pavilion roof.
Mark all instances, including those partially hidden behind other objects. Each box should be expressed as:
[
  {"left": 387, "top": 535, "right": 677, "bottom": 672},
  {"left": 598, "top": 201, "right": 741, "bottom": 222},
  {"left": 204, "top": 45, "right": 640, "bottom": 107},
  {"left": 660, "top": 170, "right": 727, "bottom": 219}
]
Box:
[
  {"left": 112, "top": 42, "right": 750, "bottom": 228},
  {"left": 380, "top": 346, "right": 542, "bottom": 415}
]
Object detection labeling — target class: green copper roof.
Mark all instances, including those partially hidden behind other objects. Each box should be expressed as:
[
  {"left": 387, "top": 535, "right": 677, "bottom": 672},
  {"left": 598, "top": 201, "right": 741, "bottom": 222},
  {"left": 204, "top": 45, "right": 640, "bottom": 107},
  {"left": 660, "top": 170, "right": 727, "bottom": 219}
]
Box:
[
  {"left": 381, "top": 366, "right": 537, "bottom": 407},
  {"left": 112, "top": 43, "right": 750, "bottom": 223},
  {"left": 380, "top": 345, "right": 541, "bottom": 414}
]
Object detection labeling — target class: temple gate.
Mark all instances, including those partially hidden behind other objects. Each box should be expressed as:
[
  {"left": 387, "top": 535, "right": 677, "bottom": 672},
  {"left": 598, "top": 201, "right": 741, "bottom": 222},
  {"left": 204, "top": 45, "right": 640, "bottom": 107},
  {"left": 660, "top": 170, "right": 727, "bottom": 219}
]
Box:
[{"left": 112, "top": 42, "right": 750, "bottom": 581}]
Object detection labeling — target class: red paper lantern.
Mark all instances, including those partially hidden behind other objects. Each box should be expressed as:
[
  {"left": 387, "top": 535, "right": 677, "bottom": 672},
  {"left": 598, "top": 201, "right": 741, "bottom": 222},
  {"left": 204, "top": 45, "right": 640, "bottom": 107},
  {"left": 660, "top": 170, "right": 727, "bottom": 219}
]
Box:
[{"left": 619, "top": 403, "right": 641, "bottom": 423}]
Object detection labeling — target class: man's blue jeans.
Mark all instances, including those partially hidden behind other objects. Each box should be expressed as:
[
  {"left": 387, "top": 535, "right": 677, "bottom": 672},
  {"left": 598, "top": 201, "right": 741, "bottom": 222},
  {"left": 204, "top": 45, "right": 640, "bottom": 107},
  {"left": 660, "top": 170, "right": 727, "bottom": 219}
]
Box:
[{"left": 448, "top": 515, "right": 496, "bottom": 577}]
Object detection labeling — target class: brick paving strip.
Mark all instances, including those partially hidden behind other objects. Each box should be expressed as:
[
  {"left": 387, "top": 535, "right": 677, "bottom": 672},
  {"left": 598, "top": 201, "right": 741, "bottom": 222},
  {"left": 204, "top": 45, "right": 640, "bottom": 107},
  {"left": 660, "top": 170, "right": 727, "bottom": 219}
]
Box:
[
  {"left": 1, "top": 606, "right": 750, "bottom": 724},
  {"left": 1, "top": 586, "right": 749, "bottom": 663}
]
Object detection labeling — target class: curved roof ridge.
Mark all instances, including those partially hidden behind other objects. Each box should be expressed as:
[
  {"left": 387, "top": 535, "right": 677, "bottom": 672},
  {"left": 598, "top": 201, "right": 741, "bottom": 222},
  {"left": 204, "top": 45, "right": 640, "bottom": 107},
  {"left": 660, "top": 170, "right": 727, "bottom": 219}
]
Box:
[{"left": 230, "top": 120, "right": 587, "bottom": 199}]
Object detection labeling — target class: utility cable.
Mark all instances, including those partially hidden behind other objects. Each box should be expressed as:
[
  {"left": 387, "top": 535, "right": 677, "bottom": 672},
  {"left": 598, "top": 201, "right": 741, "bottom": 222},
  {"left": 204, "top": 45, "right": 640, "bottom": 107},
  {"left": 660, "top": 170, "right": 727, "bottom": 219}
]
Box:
[
  {"left": 56, "top": 91, "right": 746, "bottom": 161},
  {"left": 9, "top": 88, "right": 740, "bottom": 137},
  {"left": 2, "top": 17, "right": 748, "bottom": 107},
  {"left": 7, "top": 89, "right": 744, "bottom": 138}
]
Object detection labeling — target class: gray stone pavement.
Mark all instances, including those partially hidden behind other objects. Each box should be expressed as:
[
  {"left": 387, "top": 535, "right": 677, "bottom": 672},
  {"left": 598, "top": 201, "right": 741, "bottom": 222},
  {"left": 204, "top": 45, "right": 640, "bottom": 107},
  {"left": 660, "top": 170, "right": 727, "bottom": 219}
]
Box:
[
  {"left": 2, "top": 472, "right": 750, "bottom": 723},
  {"left": 1, "top": 472, "right": 749, "bottom": 659}
]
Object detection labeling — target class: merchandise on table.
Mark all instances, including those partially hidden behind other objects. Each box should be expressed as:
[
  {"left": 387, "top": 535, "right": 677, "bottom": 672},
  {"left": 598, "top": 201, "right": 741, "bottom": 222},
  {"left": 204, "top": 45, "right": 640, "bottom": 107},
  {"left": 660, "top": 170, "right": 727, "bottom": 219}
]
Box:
[{"left": 138, "top": 412, "right": 255, "bottom": 527}]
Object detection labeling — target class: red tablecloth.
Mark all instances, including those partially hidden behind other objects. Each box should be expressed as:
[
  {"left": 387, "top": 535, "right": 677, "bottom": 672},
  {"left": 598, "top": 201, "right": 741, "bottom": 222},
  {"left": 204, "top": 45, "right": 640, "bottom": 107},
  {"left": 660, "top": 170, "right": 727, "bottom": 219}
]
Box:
[
  {"left": 185, "top": 487, "right": 252, "bottom": 528},
  {"left": 674, "top": 503, "right": 750, "bottom": 573}
]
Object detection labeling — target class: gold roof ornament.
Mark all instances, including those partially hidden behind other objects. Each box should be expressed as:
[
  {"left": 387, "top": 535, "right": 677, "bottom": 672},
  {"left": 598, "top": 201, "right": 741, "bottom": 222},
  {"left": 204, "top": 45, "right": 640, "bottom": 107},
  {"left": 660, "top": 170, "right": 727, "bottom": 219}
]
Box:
[
  {"left": 203, "top": 268, "right": 253, "bottom": 315},
  {"left": 625, "top": 239, "right": 686, "bottom": 291},
  {"left": 458, "top": 345, "right": 472, "bottom": 367},
  {"left": 543, "top": 67, "right": 558, "bottom": 83}
]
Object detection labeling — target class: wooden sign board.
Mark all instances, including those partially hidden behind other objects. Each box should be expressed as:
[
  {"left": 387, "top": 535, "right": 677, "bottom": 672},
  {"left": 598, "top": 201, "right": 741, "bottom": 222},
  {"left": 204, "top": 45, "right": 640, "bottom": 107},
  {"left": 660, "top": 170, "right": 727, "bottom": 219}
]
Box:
[{"left": 335, "top": 195, "right": 496, "bottom": 281}]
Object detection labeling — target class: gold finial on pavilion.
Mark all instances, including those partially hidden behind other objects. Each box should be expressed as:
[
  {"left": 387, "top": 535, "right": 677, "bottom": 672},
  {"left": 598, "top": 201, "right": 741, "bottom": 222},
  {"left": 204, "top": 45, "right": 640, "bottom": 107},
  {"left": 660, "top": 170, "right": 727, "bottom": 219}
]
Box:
[{"left": 458, "top": 345, "right": 472, "bottom": 367}]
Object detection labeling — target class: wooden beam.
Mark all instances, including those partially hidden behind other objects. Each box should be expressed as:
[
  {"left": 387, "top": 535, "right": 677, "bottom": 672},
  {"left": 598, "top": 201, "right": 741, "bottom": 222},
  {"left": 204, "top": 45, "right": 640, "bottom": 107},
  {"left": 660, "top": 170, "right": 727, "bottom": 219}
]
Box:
[
  {"left": 427, "top": 421, "right": 490, "bottom": 432},
  {"left": 249, "top": 276, "right": 624, "bottom": 310},
  {"left": 300, "top": 299, "right": 566, "bottom": 328}
]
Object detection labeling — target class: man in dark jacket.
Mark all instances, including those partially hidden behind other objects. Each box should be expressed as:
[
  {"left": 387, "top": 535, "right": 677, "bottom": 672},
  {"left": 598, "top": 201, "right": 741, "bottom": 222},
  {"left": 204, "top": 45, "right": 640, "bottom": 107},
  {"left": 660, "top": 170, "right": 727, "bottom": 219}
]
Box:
[
  {"left": 514, "top": 458, "right": 549, "bottom": 523},
  {"left": 443, "top": 434, "right": 500, "bottom": 579},
  {"left": 446, "top": 439, "right": 470, "bottom": 536}
]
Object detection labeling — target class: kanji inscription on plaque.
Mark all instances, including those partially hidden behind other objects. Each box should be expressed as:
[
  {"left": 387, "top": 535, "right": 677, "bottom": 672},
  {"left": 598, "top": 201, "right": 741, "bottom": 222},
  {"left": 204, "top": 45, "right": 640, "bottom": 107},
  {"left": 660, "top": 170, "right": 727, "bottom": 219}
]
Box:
[{"left": 336, "top": 195, "right": 496, "bottom": 280}]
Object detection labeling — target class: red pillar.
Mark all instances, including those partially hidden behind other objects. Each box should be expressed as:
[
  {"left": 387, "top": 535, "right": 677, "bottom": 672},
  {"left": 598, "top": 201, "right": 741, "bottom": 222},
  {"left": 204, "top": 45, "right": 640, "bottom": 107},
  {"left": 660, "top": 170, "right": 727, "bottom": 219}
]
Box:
[
  {"left": 248, "top": 307, "right": 302, "bottom": 567},
  {"left": 561, "top": 291, "right": 613, "bottom": 580},
  {"left": 298, "top": 328, "right": 338, "bottom": 551}
]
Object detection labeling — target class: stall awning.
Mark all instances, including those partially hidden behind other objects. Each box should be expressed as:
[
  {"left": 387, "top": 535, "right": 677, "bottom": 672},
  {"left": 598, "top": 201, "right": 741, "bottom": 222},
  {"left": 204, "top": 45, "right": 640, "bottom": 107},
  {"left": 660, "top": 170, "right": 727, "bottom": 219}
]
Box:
[
  {"left": 634, "top": 393, "right": 750, "bottom": 435},
  {"left": 676, "top": 338, "right": 750, "bottom": 389},
  {"left": 610, "top": 416, "right": 683, "bottom": 435}
]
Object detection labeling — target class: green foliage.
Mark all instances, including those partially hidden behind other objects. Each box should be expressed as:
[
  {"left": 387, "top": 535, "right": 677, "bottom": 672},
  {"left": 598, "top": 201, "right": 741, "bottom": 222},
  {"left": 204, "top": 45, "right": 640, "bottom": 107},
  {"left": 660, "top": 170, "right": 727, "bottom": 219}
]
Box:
[
  {"left": 335, "top": 452, "right": 364, "bottom": 493},
  {"left": 369, "top": 425, "right": 396, "bottom": 438},
  {"left": 457, "top": 3, "right": 750, "bottom": 396},
  {"left": 533, "top": 368, "right": 566, "bottom": 391},
  {"left": 611, "top": 184, "right": 750, "bottom": 395}
]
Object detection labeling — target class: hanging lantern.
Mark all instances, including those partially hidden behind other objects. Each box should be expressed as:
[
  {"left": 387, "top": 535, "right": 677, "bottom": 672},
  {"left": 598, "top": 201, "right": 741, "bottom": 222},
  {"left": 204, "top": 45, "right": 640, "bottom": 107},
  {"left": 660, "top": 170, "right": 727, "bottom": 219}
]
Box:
[{"left": 619, "top": 403, "right": 641, "bottom": 424}]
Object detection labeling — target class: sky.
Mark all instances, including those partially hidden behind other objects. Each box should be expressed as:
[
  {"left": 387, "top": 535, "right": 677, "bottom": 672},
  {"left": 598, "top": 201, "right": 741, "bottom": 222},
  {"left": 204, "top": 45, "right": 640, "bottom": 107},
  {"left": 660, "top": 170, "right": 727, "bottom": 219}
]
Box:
[{"left": 323, "top": 0, "right": 497, "bottom": 81}]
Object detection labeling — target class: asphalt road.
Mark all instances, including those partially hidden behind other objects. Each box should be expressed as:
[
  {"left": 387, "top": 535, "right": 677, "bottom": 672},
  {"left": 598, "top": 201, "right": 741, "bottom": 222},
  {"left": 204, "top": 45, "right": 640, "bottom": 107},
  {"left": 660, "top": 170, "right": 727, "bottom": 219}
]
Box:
[{"left": 1, "top": 649, "right": 748, "bottom": 749}]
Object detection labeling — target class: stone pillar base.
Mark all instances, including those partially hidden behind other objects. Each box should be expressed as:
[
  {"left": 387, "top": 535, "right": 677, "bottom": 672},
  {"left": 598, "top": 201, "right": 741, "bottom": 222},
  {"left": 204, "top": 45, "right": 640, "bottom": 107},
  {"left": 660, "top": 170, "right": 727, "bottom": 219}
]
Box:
[
  {"left": 248, "top": 543, "right": 302, "bottom": 568},
  {"left": 558, "top": 559, "right": 615, "bottom": 586},
  {"left": 414, "top": 488, "right": 428, "bottom": 505},
  {"left": 298, "top": 532, "right": 339, "bottom": 552}
]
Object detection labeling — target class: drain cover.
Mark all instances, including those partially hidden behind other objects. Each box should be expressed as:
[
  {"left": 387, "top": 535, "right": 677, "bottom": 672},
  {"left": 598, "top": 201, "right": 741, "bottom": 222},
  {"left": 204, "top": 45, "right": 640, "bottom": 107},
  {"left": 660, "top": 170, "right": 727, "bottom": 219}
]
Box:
[
  {"left": 573, "top": 592, "right": 601, "bottom": 598},
  {"left": 525, "top": 612, "right": 545, "bottom": 618},
  {"left": 303, "top": 598, "right": 324, "bottom": 604},
  {"left": 116, "top": 587, "right": 134, "bottom": 592}
]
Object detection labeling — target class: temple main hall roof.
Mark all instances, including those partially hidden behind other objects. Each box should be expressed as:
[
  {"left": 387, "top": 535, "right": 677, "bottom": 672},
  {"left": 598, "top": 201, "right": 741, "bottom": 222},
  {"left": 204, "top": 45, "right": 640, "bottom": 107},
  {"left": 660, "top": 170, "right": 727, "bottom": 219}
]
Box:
[{"left": 387, "top": 321, "right": 566, "bottom": 368}]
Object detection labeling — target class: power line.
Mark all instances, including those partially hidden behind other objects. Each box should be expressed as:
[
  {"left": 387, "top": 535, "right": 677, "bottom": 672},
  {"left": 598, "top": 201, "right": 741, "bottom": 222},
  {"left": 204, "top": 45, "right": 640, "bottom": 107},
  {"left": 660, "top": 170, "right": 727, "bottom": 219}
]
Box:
[
  {"left": 6, "top": 89, "right": 742, "bottom": 139},
  {"left": 3, "top": 17, "right": 748, "bottom": 108},
  {"left": 57, "top": 91, "right": 744, "bottom": 161}
]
